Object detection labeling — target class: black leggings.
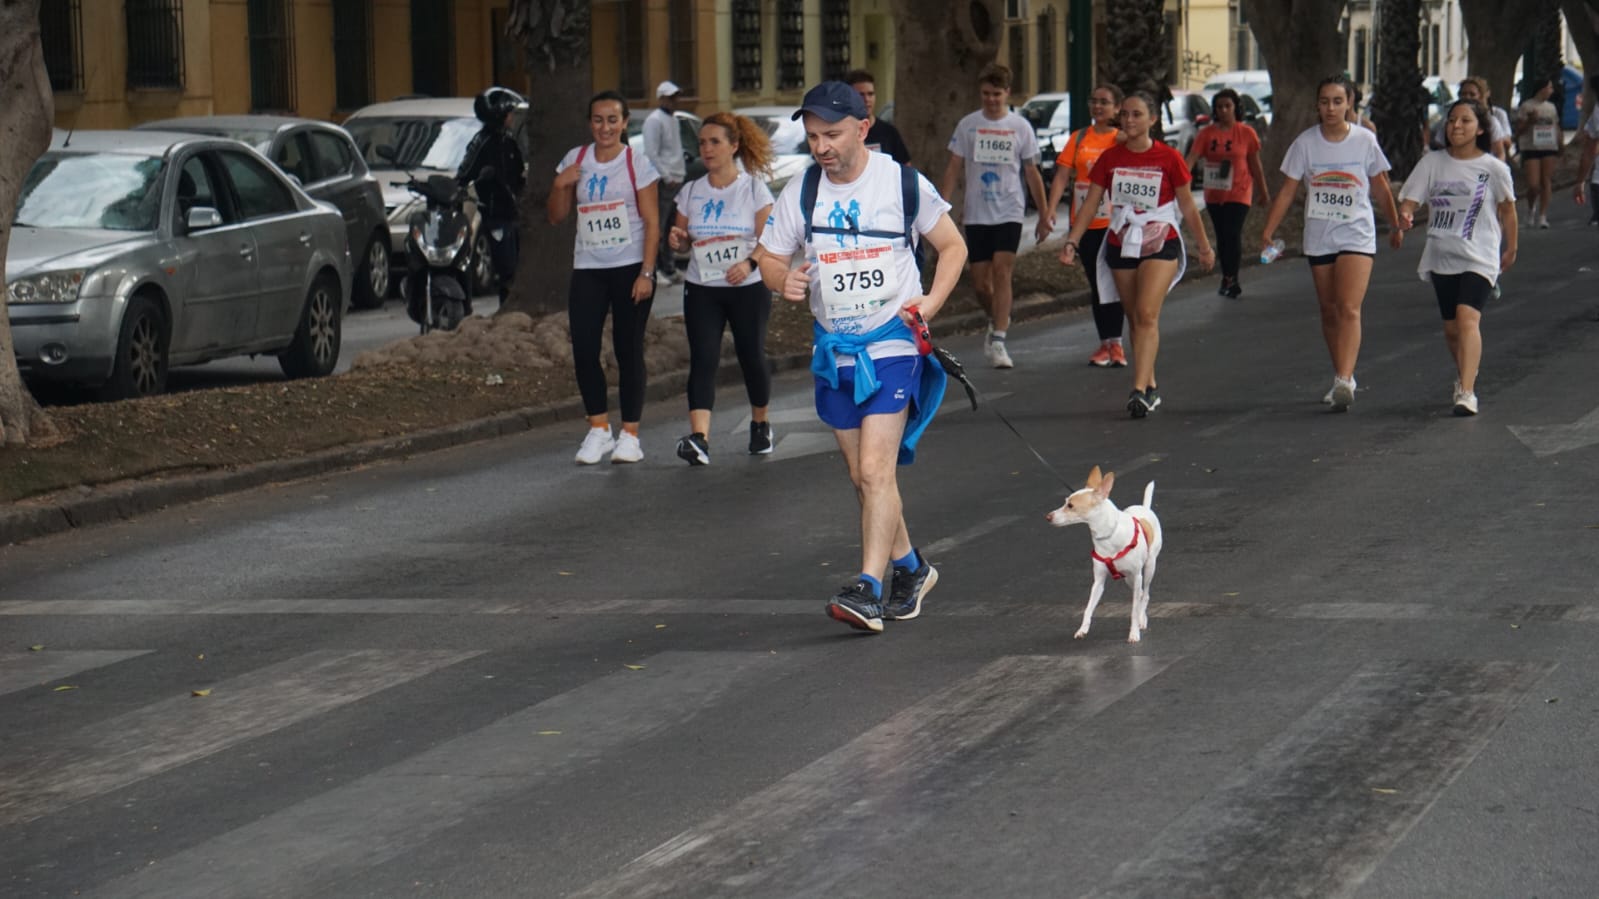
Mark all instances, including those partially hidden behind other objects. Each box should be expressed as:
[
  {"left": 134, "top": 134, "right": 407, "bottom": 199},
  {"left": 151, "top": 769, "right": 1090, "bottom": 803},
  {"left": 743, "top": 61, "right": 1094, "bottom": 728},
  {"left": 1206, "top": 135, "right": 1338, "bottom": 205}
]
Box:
[
  {"left": 1080, "top": 227, "right": 1122, "bottom": 340},
  {"left": 569, "top": 264, "right": 654, "bottom": 421},
  {"left": 683, "top": 280, "right": 772, "bottom": 411},
  {"left": 1207, "top": 201, "right": 1250, "bottom": 281}
]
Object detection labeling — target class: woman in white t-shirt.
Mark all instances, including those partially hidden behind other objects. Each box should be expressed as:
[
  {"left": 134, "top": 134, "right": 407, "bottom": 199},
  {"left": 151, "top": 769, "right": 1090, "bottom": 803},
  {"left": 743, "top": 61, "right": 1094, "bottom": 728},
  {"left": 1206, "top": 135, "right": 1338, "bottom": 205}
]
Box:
[
  {"left": 665, "top": 113, "right": 778, "bottom": 466},
  {"left": 1514, "top": 77, "right": 1562, "bottom": 229},
  {"left": 1260, "top": 74, "right": 1404, "bottom": 413},
  {"left": 548, "top": 90, "right": 663, "bottom": 465},
  {"left": 1398, "top": 100, "right": 1518, "bottom": 417}
]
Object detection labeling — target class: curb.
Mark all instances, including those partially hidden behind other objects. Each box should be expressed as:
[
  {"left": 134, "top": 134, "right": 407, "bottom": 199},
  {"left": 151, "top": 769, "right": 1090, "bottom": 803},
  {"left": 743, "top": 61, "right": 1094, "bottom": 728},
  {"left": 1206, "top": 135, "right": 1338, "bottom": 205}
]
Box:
[{"left": 1, "top": 288, "right": 1093, "bottom": 546}]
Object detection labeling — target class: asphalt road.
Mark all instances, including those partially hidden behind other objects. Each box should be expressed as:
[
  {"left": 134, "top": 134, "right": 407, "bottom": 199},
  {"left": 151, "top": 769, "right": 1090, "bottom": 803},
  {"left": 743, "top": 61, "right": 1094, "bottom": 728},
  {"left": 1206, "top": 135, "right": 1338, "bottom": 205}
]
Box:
[{"left": 3, "top": 204, "right": 1598, "bottom": 898}]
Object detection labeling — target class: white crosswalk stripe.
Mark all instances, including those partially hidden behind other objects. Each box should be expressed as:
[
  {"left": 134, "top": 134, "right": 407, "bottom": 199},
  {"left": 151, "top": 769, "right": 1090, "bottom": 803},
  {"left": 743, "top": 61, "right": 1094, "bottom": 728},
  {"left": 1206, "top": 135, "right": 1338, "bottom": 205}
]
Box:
[
  {"left": 0, "top": 649, "right": 153, "bottom": 698},
  {"left": 0, "top": 648, "right": 479, "bottom": 829}
]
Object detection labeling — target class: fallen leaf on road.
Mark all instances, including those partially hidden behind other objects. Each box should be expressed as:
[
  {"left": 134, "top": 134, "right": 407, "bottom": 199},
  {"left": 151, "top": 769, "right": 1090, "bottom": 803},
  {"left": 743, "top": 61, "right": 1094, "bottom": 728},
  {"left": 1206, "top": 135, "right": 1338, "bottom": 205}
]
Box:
[
  {"left": 53, "top": 685, "right": 77, "bottom": 692},
  {"left": 538, "top": 730, "right": 561, "bottom": 736},
  {"left": 625, "top": 665, "right": 646, "bottom": 671},
  {"left": 191, "top": 689, "right": 211, "bottom": 697},
  {"left": 1223, "top": 592, "right": 1240, "bottom": 597},
  {"left": 29, "top": 644, "right": 44, "bottom": 651},
  {"left": 558, "top": 571, "right": 573, "bottom": 576},
  {"left": 655, "top": 624, "right": 667, "bottom": 629},
  {"left": 1546, "top": 698, "right": 1559, "bottom": 704},
  {"left": 1372, "top": 788, "right": 1399, "bottom": 795},
  {"left": 196, "top": 653, "right": 205, "bottom": 660}
]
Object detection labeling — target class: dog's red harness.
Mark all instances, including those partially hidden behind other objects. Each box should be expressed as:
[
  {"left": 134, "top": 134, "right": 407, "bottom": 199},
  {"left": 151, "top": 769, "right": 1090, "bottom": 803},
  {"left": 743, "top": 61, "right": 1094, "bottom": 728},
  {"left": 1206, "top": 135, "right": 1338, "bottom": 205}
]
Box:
[{"left": 1093, "top": 521, "right": 1142, "bottom": 581}]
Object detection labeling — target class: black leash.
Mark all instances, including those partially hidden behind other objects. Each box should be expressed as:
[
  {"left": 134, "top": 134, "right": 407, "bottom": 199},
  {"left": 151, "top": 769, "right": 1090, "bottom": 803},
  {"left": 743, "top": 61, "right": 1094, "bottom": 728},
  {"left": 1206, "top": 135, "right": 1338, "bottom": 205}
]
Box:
[{"left": 906, "top": 307, "right": 1078, "bottom": 492}]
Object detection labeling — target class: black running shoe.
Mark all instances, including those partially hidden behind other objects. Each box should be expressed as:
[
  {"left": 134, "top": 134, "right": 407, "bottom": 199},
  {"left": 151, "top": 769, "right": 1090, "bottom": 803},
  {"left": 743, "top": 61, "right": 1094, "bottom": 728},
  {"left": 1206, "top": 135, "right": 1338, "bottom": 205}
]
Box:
[
  {"left": 826, "top": 581, "right": 884, "bottom": 633},
  {"left": 1143, "top": 386, "right": 1161, "bottom": 411},
  {"left": 1127, "top": 389, "right": 1150, "bottom": 419},
  {"left": 1223, "top": 281, "right": 1242, "bottom": 299},
  {"left": 748, "top": 420, "right": 774, "bottom": 455},
  {"left": 885, "top": 556, "right": 939, "bottom": 621},
  {"left": 675, "top": 432, "right": 710, "bottom": 466}
]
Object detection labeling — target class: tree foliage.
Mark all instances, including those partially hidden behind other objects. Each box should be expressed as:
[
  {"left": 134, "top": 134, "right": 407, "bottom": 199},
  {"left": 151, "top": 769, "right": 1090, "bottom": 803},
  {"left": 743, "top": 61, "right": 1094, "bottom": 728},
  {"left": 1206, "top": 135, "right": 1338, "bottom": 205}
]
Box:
[
  {"left": 1459, "top": 0, "right": 1560, "bottom": 113},
  {"left": 0, "top": 0, "right": 58, "bottom": 447},
  {"left": 504, "top": 0, "right": 593, "bottom": 316}
]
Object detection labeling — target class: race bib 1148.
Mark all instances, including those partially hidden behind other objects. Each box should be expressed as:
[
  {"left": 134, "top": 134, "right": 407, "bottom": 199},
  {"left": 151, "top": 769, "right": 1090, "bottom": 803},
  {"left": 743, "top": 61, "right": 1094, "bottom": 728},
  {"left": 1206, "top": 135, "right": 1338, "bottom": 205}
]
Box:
[{"left": 576, "top": 200, "right": 632, "bottom": 250}]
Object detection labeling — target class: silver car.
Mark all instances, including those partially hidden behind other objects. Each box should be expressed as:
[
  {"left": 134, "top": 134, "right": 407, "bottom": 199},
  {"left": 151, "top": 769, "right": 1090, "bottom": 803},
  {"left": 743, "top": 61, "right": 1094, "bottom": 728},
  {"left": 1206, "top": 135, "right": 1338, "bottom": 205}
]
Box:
[
  {"left": 7, "top": 131, "right": 350, "bottom": 399},
  {"left": 137, "top": 115, "right": 390, "bottom": 308}
]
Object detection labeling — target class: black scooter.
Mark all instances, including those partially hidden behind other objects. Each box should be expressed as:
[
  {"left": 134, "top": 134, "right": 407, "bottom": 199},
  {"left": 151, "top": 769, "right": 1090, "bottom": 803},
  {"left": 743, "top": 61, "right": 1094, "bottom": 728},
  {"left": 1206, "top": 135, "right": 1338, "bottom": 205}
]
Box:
[{"left": 403, "top": 174, "right": 473, "bottom": 333}]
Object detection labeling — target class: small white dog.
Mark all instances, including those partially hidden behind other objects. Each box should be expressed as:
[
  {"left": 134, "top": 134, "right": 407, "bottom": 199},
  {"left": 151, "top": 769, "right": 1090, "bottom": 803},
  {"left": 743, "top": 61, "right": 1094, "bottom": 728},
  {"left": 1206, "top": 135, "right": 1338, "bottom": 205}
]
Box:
[{"left": 1045, "top": 466, "right": 1163, "bottom": 643}]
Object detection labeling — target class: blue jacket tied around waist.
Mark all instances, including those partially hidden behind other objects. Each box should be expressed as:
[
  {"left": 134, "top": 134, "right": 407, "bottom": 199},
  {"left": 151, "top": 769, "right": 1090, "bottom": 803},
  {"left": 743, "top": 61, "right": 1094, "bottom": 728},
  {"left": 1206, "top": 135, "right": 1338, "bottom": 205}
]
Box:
[{"left": 811, "top": 318, "right": 947, "bottom": 465}]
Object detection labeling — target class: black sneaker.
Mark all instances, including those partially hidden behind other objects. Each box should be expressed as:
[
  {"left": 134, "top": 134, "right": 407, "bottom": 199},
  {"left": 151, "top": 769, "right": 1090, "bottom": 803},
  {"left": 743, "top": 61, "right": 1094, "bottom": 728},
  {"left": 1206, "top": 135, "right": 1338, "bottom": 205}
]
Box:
[
  {"left": 675, "top": 432, "right": 710, "bottom": 466},
  {"left": 884, "top": 556, "right": 938, "bottom": 621},
  {"left": 1223, "top": 281, "right": 1242, "bottom": 299},
  {"left": 825, "top": 581, "right": 884, "bottom": 633},
  {"left": 748, "top": 420, "right": 774, "bottom": 455},
  {"left": 1143, "top": 386, "right": 1161, "bottom": 411}
]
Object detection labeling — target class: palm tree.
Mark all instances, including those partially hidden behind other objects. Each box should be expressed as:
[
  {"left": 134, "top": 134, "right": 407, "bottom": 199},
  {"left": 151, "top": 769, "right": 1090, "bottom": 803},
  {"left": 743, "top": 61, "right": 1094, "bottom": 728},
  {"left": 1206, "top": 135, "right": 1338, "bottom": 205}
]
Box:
[
  {"left": 1100, "top": 0, "right": 1172, "bottom": 142},
  {"left": 1369, "top": 0, "right": 1427, "bottom": 181}
]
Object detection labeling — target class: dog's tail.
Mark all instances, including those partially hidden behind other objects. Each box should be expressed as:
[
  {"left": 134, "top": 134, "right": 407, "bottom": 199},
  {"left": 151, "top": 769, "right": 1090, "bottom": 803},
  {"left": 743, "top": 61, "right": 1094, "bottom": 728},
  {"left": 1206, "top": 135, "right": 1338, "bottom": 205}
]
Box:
[{"left": 1142, "top": 481, "right": 1155, "bottom": 509}]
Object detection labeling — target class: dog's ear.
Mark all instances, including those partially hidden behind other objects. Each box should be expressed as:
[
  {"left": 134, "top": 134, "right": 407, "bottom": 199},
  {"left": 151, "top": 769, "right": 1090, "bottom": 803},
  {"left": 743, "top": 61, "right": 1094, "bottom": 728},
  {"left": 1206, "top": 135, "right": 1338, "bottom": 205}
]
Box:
[
  {"left": 1086, "top": 465, "right": 1103, "bottom": 488},
  {"left": 1097, "top": 471, "right": 1115, "bottom": 497}
]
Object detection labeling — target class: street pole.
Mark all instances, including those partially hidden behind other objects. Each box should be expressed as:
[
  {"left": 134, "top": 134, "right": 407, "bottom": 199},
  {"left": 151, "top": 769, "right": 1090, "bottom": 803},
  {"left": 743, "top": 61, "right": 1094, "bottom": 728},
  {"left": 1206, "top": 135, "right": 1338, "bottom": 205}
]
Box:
[{"left": 1068, "top": 0, "right": 1093, "bottom": 129}]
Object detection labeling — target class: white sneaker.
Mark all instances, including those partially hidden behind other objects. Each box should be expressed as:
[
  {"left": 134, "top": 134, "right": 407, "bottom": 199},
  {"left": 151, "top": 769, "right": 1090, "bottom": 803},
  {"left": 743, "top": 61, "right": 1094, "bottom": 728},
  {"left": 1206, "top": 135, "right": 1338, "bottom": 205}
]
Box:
[
  {"left": 1538, "top": 217, "right": 1550, "bottom": 230},
  {"left": 1452, "top": 379, "right": 1463, "bottom": 405},
  {"left": 1453, "top": 390, "right": 1479, "bottom": 416},
  {"left": 1328, "top": 376, "right": 1356, "bottom": 412},
  {"left": 986, "top": 339, "right": 1014, "bottom": 369},
  {"left": 611, "top": 430, "right": 644, "bottom": 464},
  {"left": 575, "top": 426, "right": 615, "bottom": 465}
]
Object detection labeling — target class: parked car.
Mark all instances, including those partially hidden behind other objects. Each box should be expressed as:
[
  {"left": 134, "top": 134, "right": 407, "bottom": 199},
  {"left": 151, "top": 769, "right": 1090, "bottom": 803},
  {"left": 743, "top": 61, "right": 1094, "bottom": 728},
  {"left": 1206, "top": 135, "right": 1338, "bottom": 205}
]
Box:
[
  {"left": 1024, "top": 92, "right": 1074, "bottom": 189},
  {"left": 136, "top": 115, "right": 389, "bottom": 308},
  {"left": 343, "top": 97, "right": 529, "bottom": 297},
  {"left": 627, "top": 109, "right": 708, "bottom": 184},
  {"left": 7, "top": 131, "right": 349, "bottom": 398},
  {"left": 731, "top": 106, "right": 814, "bottom": 194},
  {"left": 1202, "top": 69, "right": 1273, "bottom": 125},
  {"left": 1160, "top": 89, "right": 1212, "bottom": 156}
]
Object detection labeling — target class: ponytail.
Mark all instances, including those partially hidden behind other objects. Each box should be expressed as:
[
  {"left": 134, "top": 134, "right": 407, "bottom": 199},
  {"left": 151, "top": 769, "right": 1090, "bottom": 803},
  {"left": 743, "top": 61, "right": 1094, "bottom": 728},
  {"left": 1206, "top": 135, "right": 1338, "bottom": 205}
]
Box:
[{"left": 702, "top": 112, "right": 774, "bottom": 180}]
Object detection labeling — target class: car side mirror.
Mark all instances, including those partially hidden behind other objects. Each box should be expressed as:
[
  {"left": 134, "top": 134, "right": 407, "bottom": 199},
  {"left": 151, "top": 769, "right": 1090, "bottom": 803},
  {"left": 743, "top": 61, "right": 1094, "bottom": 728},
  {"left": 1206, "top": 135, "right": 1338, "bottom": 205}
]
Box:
[
  {"left": 375, "top": 144, "right": 397, "bottom": 163},
  {"left": 1195, "top": 114, "right": 1211, "bottom": 126},
  {"left": 186, "top": 207, "right": 224, "bottom": 231}
]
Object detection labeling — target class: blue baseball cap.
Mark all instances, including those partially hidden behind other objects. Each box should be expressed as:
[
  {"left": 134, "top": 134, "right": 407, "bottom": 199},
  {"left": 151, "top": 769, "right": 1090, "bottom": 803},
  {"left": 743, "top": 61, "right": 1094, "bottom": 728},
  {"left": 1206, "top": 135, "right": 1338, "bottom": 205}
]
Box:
[{"left": 791, "top": 81, "right": 869, "bottom": 123}]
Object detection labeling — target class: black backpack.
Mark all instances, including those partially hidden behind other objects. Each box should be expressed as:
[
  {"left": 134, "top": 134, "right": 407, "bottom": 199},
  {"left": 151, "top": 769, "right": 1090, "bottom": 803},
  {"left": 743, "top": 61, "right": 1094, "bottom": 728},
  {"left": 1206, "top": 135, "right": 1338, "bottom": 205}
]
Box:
[{"left": 798, "top": 162, "right": 925, "bottom": 273}]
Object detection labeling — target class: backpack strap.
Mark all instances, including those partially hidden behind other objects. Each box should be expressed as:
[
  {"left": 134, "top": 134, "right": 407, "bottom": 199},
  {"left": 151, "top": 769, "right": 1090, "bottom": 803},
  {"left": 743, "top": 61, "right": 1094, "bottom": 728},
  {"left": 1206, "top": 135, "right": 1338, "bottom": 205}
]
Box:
[
  {"left": 1069, "top": 127, "right": 1090, "bottom": 172},
  {"left": 625, "top": 145, "right": 638, "bottom": 196},
  {"left": 799, "top": 164, "right": 822, "bottom": 245},
  {"left": 899, "top": 162, "right": 920, "bottom": 253},
  {"left": 801, "top": 162, "right": 920, "bottom": 246},
  {"left": 575, "top": 143, "right": 588, "bottom": 168}
]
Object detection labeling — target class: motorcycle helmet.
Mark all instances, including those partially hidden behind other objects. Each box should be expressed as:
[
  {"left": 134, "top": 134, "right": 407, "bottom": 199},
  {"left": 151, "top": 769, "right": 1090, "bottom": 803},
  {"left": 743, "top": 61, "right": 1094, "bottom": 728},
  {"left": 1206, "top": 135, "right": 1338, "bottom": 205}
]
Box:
[{"left": 474, "top": 86, "right": 525, "bottom": 127}]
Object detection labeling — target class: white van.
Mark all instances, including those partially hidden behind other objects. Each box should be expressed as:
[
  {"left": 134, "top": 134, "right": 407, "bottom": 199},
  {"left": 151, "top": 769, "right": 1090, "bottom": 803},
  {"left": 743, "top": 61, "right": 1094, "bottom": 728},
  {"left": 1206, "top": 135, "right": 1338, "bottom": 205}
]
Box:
[{"left": 1202, "top": 70, "right": 1273, "bottom": 124}]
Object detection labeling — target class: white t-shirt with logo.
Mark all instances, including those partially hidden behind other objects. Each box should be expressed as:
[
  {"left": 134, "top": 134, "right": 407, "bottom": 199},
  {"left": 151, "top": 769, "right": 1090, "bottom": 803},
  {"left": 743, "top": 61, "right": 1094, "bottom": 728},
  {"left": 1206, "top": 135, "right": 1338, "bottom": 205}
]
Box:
[
  {"left": 675, "top": 172, "right": 775, "bottom": 287},
  {"left": 760, "top": 153, "right": 950, "bottom": 362},
  {"left": 556, "top": 144, "right": 662, "bottom": 270},
  {"left": 948, "top": 111, "right": 1040, "bottom": 225},
  {"left": 1399, "top": 150, "right": 1514, "bottom": 283},
  {"left": 1281, "top": 124, "right": 1392, "bottom": 256}
]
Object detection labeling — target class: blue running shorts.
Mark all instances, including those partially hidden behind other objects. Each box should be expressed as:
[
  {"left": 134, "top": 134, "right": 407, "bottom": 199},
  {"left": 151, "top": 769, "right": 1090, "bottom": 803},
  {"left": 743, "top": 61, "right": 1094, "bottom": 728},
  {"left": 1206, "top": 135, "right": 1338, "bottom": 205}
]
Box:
[{"left": 815, "top": 354, "right": 922, "bottom": 430}]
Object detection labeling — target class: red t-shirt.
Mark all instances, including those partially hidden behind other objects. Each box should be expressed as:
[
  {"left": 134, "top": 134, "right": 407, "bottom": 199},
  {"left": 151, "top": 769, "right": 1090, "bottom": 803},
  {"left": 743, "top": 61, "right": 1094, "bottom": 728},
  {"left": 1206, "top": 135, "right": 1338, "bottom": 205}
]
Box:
[
  {"left": 1192, "top": 123, "right": 1260, "bottom": 206},
  {"left": 1089, "top": 141, "right": 1191, "bottom": 246}
]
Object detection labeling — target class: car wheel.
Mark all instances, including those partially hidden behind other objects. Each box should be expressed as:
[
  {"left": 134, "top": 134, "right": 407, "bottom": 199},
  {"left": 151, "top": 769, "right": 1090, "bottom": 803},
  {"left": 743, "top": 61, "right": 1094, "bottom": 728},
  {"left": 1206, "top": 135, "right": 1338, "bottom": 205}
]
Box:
[
  {"left": 471, "top": 232, "right": 494, "bottom": 296},
  {"left": 100, "top": 294, "right": 169, "bottom": 400},
  {"left": 279, "top": 274, "right": 342, "bottom": 379},
  {"left": 350, "top": 234, "right": 390, "bottom": 309}
]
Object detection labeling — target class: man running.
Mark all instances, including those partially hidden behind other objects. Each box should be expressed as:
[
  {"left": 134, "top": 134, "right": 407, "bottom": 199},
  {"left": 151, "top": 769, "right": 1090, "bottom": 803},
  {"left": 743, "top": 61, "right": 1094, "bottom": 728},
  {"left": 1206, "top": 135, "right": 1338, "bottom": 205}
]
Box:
[
  {"left": 758, "top": 82, "right": 967, "bottom": 634},
  {"left": 845, "top": 69, "right": 911, "bottom": 165},
  {"left": 941, "top": 63, "right": 1049, "bottom": 368},
  {"left": 644, "top": 80, "right": 687, "bottom": 281}
]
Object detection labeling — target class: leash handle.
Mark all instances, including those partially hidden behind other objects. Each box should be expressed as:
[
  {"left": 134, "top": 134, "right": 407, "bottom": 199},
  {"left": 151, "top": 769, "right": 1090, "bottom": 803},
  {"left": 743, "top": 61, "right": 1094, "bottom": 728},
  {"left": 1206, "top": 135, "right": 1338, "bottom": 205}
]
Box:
[{"left": 904, "top": 304, "right": 935, "bottom": 356}]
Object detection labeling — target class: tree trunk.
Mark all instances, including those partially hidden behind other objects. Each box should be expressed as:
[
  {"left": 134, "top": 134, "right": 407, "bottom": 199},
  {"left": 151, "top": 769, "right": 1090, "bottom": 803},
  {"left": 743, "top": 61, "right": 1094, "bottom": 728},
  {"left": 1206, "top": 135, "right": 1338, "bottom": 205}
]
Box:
[
  {"left": 1369, "top": 0, "right": 1426, "bottom": 181},
  {"left": 0, "top": 0, "right": 58, "bottom": 448},
  {"left": 889, "top": 0, "right": 1005, "bottom": 179},
  {"left": 1562, "top": 0, "right": 1599, "bottom": 117},
  {"left": 1460, "top": 0, "right": 1559, "bottom": 113},
  {"left": 504, "top": 0, "right": 592, "bottom": 316},
  {"left": 1100, "top": 0, "right": 1172, "bottom": 143},
  {"left": 1527, "top": 5, "right": 1565, "bottom": 95},
  {"left": 1240, "top": 0, "right": 1351, "bottom": 191}
]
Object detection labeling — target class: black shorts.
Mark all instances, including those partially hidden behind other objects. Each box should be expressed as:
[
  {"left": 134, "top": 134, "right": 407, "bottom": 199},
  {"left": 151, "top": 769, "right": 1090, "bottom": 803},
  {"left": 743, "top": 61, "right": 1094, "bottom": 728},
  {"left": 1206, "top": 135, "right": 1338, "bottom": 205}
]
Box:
[
  {"left": 965, "top": 222, "right": 1023, "bottom": 263},
  {"left": 1431, "top": 272, "right": 1493, "bottom": 320},
  {"left": 1306, "top": 250, "right": 1376, "bottom": 266},
  {"left": 1521, "top": 149, "right": 1559, "bottom": 161},
  {"left": 1104, "top": 237, "right": 1182, "bottom": 270}
]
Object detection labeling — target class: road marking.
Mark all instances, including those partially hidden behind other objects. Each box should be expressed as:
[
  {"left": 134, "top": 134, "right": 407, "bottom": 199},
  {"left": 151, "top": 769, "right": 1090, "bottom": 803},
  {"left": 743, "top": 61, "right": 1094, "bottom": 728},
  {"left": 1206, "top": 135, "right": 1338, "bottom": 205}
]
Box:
[
  {"left": 82, "top": 651, "right": 782, "bottom": 899},
  {"left": 1089, "top": 660, "right": 1552, "bottom": 899},
  {"left": 769, "top": 430, "right": 837, "bottom": 460},
  {"left": 1195, "top": 409, "right": 1264, "bottom": 439},
  {"left": 1509, "top": 406, "right": 1599, "bottom": 456},
  {"left": 920, "top": 515, "right": 1023, "bottom": 557},
  {"left": 569, "top": 655, "right": 1175, "bottom": 897},
  {"left": 0, "top": 649, "right": 480, "bottom": 829},
  {"left": 0, "top": 650, "right": 153, "bottom": 698}
]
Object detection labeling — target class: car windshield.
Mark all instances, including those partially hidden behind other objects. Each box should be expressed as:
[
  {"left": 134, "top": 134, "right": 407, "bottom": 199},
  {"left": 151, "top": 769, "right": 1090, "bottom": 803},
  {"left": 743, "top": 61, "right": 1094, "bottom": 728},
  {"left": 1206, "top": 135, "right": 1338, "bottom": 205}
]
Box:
[
  {"left": 744, "top": 115, "right": 810, "bottom": 155},
  {"left": 14, "top": 151, "right": 166, "bottom": 231},
  {"left": 344, "top": 116, "right": 480, "bottom": 171}
]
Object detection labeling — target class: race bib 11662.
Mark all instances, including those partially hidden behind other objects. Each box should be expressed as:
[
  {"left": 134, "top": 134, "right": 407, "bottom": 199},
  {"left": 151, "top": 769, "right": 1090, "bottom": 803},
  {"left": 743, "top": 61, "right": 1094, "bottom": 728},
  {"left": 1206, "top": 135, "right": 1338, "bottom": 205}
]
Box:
[{"left": 973, "top": 129, "right": 1017, "bottom": 166}]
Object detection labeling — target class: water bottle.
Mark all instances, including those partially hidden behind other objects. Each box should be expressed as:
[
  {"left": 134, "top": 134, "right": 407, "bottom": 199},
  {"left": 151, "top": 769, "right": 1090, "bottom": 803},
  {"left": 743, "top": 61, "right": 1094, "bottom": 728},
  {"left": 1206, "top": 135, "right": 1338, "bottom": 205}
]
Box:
[{"left": 1259, "top": 239, "right": 1285, "bottom": 265}]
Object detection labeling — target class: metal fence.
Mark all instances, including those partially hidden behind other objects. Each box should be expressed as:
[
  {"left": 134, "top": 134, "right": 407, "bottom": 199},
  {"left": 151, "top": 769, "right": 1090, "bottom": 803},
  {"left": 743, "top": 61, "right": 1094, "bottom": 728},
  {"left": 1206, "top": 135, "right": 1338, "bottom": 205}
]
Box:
[
  {"left": 42, "top": 0, "right": 83, "bottom": 92},
  {"left": 248, "top": 0, "right": 295, "bottom": 112},
  {"left": 333, "top": 0, "right": 374, "bottom": 111},
  {"left": 126, "top": 0, "right": 185, "bottom": 89}
]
